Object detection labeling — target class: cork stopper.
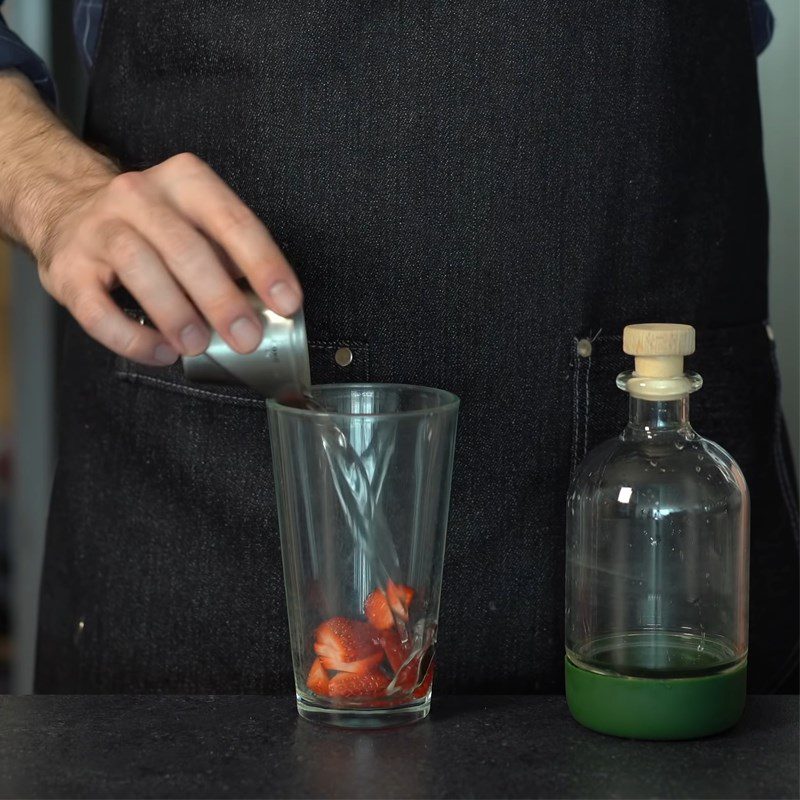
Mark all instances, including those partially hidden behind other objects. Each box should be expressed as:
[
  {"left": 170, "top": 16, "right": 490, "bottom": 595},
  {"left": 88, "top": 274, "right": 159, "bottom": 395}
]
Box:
[
  {"left": 623, "top": 323, "right": 695, "bottom": 379},
  {"left": 618, "top": 323, "right": 700, "bottom": 400}
]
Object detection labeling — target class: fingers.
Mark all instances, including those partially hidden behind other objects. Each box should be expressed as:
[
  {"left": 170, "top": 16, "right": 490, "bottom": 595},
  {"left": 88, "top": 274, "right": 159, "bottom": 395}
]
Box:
[
  {"left": 147, "top": 153, "right": 303, "bottom": 316},
  {"left": 41, "top": 154, "right": 301, "bottom": 367},
  {"left": 95, "top": 220, "right": 210, "bottom": 355},
  {"left": 106, "top": 171, "right": 264, "bottom": 354},
  {"left": 64, "top": 276, "right": 180, "bottom": 366}
]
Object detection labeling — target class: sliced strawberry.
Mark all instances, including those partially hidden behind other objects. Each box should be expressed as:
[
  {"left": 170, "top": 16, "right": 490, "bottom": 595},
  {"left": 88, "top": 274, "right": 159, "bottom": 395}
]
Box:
[
  {"left": 386, "top": 580, "right": 415, "bottom": 621},
  {"left": 318, "top": 650, "right": 384, "bottom": 674},
  {"left": 328, "top": 670, "right": 391, "bottom": 699},
  {"left": 396, "top": 656, "right": 421, "bottom": 691},
  {"left": 395, "top": 645, "right": 434, "bottom": 694},
  {"left": 365, "top": 582, "right": 415, "bottom": 629},
  {"left": 379, "top": 627, "right": 411, "bottom": 672},
  {"left": 315, "top": 617, "right": 381, "bottom": 663},
  {"left": 306, "top": 658, "right": 330, "bottom": 696},
  {"left": 364, "top": 589, "right": 394, "bottom": 630},
  {"left": 413, "top": 662, "right": 434, "bottom": 698}
]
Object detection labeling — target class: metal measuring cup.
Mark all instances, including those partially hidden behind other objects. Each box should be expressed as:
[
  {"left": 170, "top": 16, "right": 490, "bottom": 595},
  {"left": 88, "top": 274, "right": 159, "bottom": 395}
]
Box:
[{"left": 182, "top": 289, "right": 311, "bottom": 400}]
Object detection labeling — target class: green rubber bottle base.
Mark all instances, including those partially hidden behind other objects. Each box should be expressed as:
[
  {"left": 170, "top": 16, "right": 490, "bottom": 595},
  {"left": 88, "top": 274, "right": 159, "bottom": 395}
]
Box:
[{"left": 565, "top": 656, "right": 747, "bottom": 740}]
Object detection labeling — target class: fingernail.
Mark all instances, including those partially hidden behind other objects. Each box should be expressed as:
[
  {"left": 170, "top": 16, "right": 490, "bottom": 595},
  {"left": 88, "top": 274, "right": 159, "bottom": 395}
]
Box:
[
  {"left": 180, "top": 323, "right": 208, "bottom": 354},
  {"left": 230, "top": 316, "right": 262, "bottom": 352},
  {"left": 269, "top": 281, "right": 302, "bottom": 316},
  {"left": 154, "top": 343, "right": 179, "bottom": 365}
]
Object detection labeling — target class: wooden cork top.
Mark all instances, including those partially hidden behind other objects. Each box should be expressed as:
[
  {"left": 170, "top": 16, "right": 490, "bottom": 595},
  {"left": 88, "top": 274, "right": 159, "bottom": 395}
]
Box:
[
  {"left": 623, "top": 323, "right": 695, "bottom": 358},
  {"left": 622, "top": 323, "right": 696, "bottom": 391}
]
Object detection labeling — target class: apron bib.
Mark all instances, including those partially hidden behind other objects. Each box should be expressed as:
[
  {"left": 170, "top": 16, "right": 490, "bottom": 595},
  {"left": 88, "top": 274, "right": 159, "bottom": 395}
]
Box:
[{"left": 36, "top": 0, "right": 798, "bottom": 693}]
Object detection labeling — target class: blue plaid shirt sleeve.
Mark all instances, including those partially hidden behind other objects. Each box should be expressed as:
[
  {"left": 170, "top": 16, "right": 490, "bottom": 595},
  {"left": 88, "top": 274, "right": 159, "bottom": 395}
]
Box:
[{"left": 0, "top": 3, "right": 56, "bottom": 106}]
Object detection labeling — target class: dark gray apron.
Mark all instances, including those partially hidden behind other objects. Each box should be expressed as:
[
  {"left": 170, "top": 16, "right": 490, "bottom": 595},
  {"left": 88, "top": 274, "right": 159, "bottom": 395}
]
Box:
[{"left": 36, "top": 0, "right": 798, "bottom": 693}]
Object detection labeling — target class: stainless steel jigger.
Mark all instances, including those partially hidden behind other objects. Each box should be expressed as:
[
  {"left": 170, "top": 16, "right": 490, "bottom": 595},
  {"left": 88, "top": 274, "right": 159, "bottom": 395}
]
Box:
[{"left": 182, "top": 290, "right": 311, "bottom": 400}]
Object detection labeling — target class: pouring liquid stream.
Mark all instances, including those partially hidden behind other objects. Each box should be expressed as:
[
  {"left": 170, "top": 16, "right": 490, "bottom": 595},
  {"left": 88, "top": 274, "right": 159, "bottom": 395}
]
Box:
[
  {"left": 280, "top": 391, "right": 423, "bottom": 669},
  {"left": 182, "top": 303, "right": 432, "bottom": 695}
]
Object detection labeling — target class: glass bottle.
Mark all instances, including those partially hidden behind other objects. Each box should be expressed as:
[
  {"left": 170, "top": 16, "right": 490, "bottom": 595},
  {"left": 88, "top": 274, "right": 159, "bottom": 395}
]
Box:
[{"left": 565, "top": 324, "right": 749, "bottom": 739}]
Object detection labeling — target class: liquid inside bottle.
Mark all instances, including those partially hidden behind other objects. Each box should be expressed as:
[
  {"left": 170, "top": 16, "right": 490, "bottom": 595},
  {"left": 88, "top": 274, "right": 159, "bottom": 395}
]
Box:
[{"left": 565, "top": 324, "right": 750, "bottom": 740}]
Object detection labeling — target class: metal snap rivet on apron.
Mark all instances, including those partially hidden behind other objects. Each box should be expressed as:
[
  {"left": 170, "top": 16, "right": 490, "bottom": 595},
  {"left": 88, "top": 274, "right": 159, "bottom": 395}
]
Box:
[
  {"left": 335, "top": 347, "right": 353, "bottom": 367},
  {"left": 576, "top": 338, "right": 593, "bottom": 358},
  {"left": 73, "top": 617, "right": 86, "bottom": 645},
  {"left": 765, "top": 323, "right": 775, "bottom": 342}
]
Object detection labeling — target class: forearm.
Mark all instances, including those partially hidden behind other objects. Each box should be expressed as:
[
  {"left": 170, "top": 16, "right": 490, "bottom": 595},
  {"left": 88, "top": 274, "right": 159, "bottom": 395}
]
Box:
[{"left": 0, "top": 69, "right": 116, "bottom": 263}]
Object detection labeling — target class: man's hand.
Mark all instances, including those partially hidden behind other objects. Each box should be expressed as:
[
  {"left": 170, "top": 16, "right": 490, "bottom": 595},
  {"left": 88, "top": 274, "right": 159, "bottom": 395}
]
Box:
[
  {"left": 0, "top": 70, "right": 303, "bottom": 366},
  {"left": 38, "top": 153, "right": 304, "bottom": 365}
]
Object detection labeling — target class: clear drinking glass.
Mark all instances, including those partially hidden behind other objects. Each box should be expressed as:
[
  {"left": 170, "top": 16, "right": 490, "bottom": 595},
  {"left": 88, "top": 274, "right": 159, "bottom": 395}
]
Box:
[{"left": 267, "top": 384, "right": 459, "bottom": 728}]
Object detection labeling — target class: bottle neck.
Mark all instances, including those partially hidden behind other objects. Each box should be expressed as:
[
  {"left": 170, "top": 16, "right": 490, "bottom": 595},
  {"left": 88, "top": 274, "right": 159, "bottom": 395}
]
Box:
[{"left": 625, "top": 395, "right": 692, "bottom": 439}]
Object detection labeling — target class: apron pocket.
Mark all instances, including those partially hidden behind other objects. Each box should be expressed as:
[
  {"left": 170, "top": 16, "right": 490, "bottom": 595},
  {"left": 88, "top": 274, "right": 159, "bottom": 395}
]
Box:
[{"left": 115, "top": 332, "right": 370, "bottom": 406}]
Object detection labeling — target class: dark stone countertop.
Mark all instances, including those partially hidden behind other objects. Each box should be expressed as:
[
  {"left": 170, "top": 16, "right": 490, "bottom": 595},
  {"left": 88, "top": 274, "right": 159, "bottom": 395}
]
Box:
[{"left": 0, "top": 695, "right": 796, "bottom": 799}]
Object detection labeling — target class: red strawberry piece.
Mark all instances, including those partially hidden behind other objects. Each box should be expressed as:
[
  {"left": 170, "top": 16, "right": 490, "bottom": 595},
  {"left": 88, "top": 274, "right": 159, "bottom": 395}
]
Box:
[
  {"left": 396, "top": 656, "right": 421, "bottom": 691},
  {"left": 317, "top": 649, "right": 385, "bottom": 674},
  {"left": 395, "top": 646, "right": 434, "bottom": 694},
  {"left": 380, "top": 627, "right": 411, "bottom": 673},
  {"left": 328, "top": 670, "right": 391, "bottom": 699},
  {"left": 413, "top": 662, "right": 434, "bottom": 698},
  {"left": 386, "top": 580, "right": 415, "bottom": 622},
  {"left": 306, "top": 658, "right": 330, "bottom": 696},
  {"left": 364, "top": 589, "right": 394, "bottom": 630},
  {"left": 315, "top": 617, "right": 382, "bottom": 663}
]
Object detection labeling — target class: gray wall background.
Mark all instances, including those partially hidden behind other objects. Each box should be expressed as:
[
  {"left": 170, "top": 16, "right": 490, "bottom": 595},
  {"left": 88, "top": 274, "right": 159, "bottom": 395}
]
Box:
[
  {"left": 5, "top": 0, "right": 54, "bottom": 695},
  {"left": 5, "top": 1, "right": 799, "bottom": 692},
  {"left": 759, "top": 0, "right": 799, "bottom": 463}
]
